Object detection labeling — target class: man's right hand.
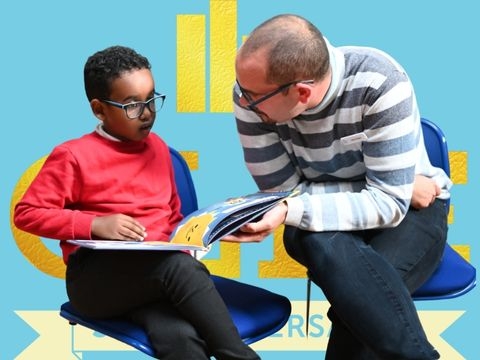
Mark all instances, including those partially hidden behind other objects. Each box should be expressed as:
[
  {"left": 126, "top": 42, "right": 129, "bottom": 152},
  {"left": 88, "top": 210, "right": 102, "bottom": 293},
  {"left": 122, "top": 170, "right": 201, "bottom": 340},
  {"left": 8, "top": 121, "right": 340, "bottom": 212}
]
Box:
[
  {"left": 222, "top": 201, "right": 288, "bottom": 243},
  {"left": 411, "top": 175, "right": 441, "bottom": 209}
]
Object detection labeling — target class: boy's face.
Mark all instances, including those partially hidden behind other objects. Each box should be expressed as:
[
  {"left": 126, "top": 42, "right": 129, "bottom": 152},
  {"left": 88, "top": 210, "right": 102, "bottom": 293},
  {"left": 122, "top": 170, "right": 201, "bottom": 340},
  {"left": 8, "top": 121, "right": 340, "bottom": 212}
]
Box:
[{"left": 94, "top": 68, "right": 157, "bottom": 142}]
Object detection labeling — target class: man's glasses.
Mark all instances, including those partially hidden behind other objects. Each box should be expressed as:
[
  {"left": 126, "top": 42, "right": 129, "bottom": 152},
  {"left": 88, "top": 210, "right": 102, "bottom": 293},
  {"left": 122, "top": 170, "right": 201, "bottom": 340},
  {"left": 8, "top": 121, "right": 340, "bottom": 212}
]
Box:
[
  {"left": 236, "top": 80, "right": 314, "bottom": 111},
  {"left": 101, "top": 92, "right": 166, "bottom": 119}
]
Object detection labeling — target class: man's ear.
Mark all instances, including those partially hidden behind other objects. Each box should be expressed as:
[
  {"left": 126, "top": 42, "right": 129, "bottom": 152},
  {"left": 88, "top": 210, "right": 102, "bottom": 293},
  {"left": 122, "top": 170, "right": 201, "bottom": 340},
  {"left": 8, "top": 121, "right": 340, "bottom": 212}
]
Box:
[
  {"left": 90, "top": 99, "right": 106, "bottom": 121},
  {"left": 296, "top": 83, "right": 312, "bottom": 104}
]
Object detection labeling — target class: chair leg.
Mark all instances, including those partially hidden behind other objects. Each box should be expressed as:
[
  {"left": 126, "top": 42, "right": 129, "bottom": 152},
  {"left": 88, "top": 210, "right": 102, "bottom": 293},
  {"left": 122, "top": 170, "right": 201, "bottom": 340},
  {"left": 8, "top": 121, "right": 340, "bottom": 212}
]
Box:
[{"left": 306, "top": 276, "right": 312, "bottom": 338}]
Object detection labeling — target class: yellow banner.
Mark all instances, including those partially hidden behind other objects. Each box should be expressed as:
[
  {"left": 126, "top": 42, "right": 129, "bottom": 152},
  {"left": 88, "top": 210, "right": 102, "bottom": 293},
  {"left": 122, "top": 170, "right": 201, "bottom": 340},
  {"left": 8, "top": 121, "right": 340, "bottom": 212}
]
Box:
[{"left": 15, "top": 302, "right": 466, "bottom": 359}]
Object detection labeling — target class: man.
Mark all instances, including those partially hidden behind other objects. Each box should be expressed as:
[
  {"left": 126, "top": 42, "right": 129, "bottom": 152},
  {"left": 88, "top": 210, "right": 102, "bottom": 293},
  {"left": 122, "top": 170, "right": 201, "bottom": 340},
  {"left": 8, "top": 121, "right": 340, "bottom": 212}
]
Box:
[{"left": 225, "top": 14, "right": 451, "bottom": 359}]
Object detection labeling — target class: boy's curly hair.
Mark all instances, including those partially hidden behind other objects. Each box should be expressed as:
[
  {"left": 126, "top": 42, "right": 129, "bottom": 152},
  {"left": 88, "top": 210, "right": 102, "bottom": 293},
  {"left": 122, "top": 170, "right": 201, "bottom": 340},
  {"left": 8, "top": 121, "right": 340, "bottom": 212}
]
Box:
[{"left": 84, "top": 46, "right": 151, "bottom": 101}]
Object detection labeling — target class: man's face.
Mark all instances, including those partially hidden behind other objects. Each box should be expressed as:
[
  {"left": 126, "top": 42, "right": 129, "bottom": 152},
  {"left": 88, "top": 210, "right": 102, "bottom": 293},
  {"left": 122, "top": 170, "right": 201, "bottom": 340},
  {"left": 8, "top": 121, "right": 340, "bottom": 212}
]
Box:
[{"left": 235, "top": 51, "right": 306, "bottom": 124}]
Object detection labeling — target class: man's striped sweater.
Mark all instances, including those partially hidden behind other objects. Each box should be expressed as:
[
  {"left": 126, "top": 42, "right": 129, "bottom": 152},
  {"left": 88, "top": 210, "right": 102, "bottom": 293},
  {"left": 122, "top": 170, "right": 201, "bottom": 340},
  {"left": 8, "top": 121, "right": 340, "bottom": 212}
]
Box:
[{"left": 234, "top": 40, "right": 452, "bottom": 232}]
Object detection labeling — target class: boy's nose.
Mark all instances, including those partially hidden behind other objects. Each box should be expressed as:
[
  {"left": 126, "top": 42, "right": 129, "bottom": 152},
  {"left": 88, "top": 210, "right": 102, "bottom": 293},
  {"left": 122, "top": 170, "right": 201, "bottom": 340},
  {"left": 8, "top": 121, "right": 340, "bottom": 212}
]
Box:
[{"left": 139, "top": 106, "right": 153, "bottom": 121}]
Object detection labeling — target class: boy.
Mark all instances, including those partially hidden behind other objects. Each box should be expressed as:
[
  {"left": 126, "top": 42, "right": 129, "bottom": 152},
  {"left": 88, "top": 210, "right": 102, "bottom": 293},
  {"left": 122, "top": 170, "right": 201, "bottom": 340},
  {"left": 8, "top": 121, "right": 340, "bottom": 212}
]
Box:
[{"left": 14, "top": 45, "right": 259, "bottom": 360}]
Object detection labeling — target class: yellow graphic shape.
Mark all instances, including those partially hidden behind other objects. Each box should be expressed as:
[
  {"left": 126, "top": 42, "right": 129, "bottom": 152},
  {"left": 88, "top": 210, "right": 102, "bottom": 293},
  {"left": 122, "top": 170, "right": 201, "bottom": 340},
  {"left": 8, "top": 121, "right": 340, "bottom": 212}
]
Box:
[
  {"left": 15, "top": 305, "right": 466, "bottom": 358},
  {"left": 179, "top": 150, "right": 199, "bottom": 170},
  {"left": 449, "top": 151, "right": 467, "bottom": 184},
  {"left": 448, "top": 204, "right": 454, "bottom": 224},
  {"left": 418, "top": 310, "right": 467, "bottom": 360},
  {"left": 209, "top": 0, "right": 237, "bottom": 112},
  {"left": 177, "top": 14, "right": 206, "bottom": 112},
  {"left": 203, "top": 242, "right": 241, "bottom": 278},
  {"left": 452, "top": 244, "right": 471, "bottom": 262},
  {"left": 447, "top": 150, "right": 467, "bottom": 225},
  {"left": 15, "top": 310, "right": 133, "bottom": 359},
  {"left": 176, "top": 0, "right": 237, "bottom": 113},
  {"left": 259, "top": 225, "right": 306, "bottom": 278},
  {"left": 10, "top": 156, "right": 66, "bottom": 279}
]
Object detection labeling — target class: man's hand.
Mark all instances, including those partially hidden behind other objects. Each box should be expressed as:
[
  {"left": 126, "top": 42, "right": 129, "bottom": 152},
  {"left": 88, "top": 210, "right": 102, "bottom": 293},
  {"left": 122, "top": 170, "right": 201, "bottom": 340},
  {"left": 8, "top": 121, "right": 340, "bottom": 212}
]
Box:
[
  {"left": 91, "top": 214, "right": 147, "bottom": 241},
  {"left": 411, "top": 175, "right": 441, "bottom": 209},
  {"left": 222, "top": 201, "right": 288, "bottom": 243}
]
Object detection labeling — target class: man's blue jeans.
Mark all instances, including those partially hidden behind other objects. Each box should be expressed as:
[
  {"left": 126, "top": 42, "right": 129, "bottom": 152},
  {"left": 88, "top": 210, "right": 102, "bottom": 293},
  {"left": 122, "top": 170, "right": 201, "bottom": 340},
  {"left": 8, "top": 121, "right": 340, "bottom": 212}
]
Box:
[{"left": 283, "top": 199, "right": 447, "bottom": 359}]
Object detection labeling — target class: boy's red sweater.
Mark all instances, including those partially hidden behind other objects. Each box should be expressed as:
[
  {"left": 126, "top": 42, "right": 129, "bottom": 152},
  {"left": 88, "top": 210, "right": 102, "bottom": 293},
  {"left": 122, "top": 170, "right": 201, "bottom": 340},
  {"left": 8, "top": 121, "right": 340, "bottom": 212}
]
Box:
[{"left": 14, "top": 131, "right": 183, "bottom": 264}]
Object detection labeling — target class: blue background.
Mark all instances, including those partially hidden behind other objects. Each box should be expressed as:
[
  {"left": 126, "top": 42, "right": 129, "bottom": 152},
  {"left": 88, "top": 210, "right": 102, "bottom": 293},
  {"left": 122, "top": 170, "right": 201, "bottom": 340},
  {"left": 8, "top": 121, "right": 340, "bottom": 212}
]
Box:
[{"left": 1, "top": 0, "right": 478, "bottom": 359}]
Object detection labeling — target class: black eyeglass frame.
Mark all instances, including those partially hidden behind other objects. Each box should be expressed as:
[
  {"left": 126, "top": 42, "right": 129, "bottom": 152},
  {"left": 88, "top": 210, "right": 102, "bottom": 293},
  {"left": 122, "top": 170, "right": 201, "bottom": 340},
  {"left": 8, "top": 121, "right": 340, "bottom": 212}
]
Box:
[
  {"left": 236, "top": 80, "right": 314, "bottom": 111},
  {"left": 101, "top": 92, "right": 166, "bottom": 119}
]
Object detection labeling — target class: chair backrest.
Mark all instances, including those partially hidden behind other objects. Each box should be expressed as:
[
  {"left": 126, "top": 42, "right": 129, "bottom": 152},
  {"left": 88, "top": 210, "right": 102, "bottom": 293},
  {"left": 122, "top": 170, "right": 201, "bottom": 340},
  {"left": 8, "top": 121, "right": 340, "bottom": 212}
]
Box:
[
  {"left": 420, "top": 118, "right": 450, "bottom": 176},
  {"left": 169, "top": 147, "right": 199, "bottom": 217},
  {"left": 421, "top": 117, "right": 450, "bottom": 210},
  {"left": 412, "top": 118, "right": 476, "bottom": 300}
]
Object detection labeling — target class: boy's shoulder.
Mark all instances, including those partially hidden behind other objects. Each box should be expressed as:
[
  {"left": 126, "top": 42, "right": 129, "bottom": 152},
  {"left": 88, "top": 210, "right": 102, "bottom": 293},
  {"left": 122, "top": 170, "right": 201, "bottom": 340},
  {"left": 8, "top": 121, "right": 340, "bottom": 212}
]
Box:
[
  {"left": 55, "top": 131, "right": 101, "bottom": 150},
  {"left": 53, "top": 131, "right": 169, "bottom": 154},
  {"left": 146, "top": 131, "right": 163, "bottom": 143},
  {"left": 145, "top": 131, "right": 170, "bottom": 150}
]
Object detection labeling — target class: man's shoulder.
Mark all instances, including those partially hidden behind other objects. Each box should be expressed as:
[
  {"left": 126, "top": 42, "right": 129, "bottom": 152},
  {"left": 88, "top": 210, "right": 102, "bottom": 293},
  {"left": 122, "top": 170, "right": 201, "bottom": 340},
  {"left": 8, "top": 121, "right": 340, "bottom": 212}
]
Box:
[
  {"left": 339, "top": 45, "right": 389, "bottom": 58},
  {"left": 340, "top": 46, "right": 406, "bottom": 75}
]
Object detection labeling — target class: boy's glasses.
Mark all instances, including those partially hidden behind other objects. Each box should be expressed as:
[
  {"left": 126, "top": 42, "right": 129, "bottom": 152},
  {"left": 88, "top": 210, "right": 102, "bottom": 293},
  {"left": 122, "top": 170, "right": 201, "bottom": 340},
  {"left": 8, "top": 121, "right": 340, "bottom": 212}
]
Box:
[{"left": 101, "top": 92, "right": 166, "bottom": 119}]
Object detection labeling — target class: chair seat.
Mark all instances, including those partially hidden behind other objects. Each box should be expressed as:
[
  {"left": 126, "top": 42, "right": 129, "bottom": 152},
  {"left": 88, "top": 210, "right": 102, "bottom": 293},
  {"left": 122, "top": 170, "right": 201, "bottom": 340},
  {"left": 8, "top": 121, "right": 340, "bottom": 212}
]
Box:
[
  {"left": 60, "top": 275, "right": 291, "bottom": 357},
  {"left": 61, "top": 301, "right": 156, "bottom": 356},
  {"left": 412, "top": 244, "right": 476, "bottom": 300}
]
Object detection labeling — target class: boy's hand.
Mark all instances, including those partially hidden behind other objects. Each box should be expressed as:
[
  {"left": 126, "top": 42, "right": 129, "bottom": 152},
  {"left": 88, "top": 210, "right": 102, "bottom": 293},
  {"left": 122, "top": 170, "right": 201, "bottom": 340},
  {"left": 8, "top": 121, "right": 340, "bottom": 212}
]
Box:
[
  {"left": 91, "top": 214, "right": 147, "bottom": 241},
  {"left": 411, "top": 175, "right": 441, "bottom": 209},
  {"left": 222, "top": 201, "right": 288, "bottom": 243}
]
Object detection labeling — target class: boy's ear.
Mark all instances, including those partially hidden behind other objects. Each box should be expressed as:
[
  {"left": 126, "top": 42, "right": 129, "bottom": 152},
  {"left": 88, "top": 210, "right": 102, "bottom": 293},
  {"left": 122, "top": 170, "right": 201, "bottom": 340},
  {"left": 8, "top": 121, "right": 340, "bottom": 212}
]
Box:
[{"left": 90, "top": 99, "right": 106, "bottom": 121}]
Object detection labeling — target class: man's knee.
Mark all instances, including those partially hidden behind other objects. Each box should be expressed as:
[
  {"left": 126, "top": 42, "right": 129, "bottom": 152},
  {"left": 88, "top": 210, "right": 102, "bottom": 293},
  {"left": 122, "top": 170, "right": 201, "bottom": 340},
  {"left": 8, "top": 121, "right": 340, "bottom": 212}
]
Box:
[{"left": 283, "top": 226, "right": 308, "bottom": 265}]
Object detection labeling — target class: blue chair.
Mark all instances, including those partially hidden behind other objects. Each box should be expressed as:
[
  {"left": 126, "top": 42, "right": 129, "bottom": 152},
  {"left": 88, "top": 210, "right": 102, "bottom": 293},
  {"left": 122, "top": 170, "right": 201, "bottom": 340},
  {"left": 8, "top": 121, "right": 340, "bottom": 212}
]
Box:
[
  {"left": 60, "top": 147, "right": 291, "bottom": 357},
  {"left": 412, "top": 118, "right": 476, "bottom": 299}
]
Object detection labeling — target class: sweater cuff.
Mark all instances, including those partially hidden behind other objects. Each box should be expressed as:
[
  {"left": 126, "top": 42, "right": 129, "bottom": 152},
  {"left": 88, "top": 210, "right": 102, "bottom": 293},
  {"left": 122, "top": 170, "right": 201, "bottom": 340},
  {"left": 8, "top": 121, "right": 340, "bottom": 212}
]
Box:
[
  {"left": 284, "top": 196, "right": 304, "bottom": 228},
  {"left": 72, "top": 211, "right": 96, "bottom": 239}
]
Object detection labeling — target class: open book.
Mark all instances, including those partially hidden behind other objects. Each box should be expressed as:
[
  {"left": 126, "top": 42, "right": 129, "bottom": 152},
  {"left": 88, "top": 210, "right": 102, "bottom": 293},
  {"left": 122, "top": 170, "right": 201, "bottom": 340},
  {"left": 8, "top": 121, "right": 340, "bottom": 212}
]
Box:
[{"left": 67, "top": 190, "right": 296, "bottom": 252}]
